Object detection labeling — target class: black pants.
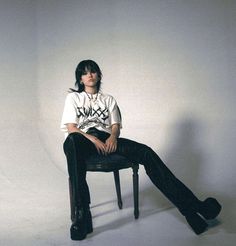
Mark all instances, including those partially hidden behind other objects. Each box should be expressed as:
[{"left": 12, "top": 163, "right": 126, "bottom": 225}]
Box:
[{"left": 63, "top": 128, "right": 200, "bottom": 216}]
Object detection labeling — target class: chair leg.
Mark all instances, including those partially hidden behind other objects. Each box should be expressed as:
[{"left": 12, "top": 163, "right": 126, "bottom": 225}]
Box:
[
  {"left": 68, "top": 178, "right": 75, "bottom": 221},
  {"left": 133, "top": 164, "right": 139, "bottom": 219},
  {"left": 113, "top": 170, "right": 123, "bottom": 209}
]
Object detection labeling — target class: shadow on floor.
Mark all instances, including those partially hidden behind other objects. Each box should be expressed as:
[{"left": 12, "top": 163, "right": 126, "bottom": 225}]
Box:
[{"left": 89, "top": 181, "right": 235, "bottom": 237}]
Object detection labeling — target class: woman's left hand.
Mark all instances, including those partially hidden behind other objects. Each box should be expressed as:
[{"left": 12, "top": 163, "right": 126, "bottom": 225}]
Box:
[{"left": 105, "top": 135, "right": 117, "bottom": 154}]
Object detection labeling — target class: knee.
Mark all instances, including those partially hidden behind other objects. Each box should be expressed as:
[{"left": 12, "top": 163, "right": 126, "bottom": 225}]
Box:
[
  {"left": 66, "top": 132, "right": 84, "bottom": 142},
  {"left": 63, "top": 132, "right": 85, "bottom": 154},
  {"left": 144, "top": 145, "right": 155, "bottom": 158},
  {"left": 139, "top": 144, "right": 159, "bottom": 164},
  {"left": 140, "top": 144, "right": 153, "bottom": 155},
  {"left": 134, "top": 143, "right": 153, "bottom": 161}
]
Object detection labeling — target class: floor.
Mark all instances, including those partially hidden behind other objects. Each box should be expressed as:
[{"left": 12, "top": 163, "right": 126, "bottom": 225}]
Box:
[{"left": 1, "top": 164, "right": 235, "bottom": 246}]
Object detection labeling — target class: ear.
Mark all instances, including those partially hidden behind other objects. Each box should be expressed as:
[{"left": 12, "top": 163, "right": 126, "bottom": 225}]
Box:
[{"left": 80, "top": 81, "right": 83, "bottom": 85}]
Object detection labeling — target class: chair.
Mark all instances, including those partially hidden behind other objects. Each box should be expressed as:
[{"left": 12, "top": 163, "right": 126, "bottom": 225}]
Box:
[{"left": 68, "top": 153, "right": 139, "bottom": 220}]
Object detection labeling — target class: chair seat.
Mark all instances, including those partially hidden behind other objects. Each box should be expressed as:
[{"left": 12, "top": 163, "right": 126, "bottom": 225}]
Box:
[{"left": 85, "top": 153, "right": 133, "bottom": 172}]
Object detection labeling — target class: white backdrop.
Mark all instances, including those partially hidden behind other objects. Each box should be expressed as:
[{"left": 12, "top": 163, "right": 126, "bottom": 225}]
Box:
[
  {"left": 0, "top": 0, "right": 236, "bottom": 245},
  {"left": 36, "top": 0, "right": 236, "bottom": 194}
]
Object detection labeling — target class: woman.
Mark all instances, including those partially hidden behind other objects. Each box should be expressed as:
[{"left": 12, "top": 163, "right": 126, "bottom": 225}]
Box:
[{"left": 61, "top": 59, "right": 221, "bottom": 240}]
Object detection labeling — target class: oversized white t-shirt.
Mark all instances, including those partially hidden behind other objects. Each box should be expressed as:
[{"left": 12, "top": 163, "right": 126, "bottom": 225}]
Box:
[{"left": 60, "top": 91, "right": 122, "bottom": 136}]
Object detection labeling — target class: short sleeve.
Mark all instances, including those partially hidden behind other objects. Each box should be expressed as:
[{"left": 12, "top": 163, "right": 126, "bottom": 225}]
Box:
[
  {"left": 108, "top": 96, "right": 122, "bottom": 128},
  {"left": 60, "top": 93, "right": 78, "bottom": 132}
]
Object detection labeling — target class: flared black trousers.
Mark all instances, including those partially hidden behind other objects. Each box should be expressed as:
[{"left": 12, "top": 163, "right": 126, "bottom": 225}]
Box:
[{"left": 63, "top": 128, "right": 200, "bottom": 216}]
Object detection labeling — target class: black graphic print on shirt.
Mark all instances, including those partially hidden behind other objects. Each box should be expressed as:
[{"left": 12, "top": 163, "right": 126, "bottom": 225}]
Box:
[{"left": 76, "top": 105, "right": 109, "bottom": 130}]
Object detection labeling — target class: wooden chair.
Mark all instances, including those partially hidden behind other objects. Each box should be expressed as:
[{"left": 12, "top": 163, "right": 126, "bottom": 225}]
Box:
[{"left": 68, "top": 153, "right": 139, "bottom": 220}]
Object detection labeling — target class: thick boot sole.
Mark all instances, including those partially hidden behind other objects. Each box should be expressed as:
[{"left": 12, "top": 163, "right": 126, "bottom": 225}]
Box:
[
  {"left": 70, "top": 224, "right": 87, "bottom": 241},
  {"left": 185, "top": 213, "right": 208, "bottom": 235},
  {"left": 70, "top": 209, "right": 93, "bottom": 240}
]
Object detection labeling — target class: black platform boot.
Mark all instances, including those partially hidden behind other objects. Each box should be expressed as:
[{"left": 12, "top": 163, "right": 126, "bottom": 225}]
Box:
[
  {"left": 70, "top": 205, "right": 93, "bottom": 241},
  {"left": 197, "top": 197, "right": 222, "bottom": 220},
  {"left": 184, "top": 197, "right": 221, "bottom": 235},
  {"left": 70, "top": 206, "right": 88, "bottom": 240}
]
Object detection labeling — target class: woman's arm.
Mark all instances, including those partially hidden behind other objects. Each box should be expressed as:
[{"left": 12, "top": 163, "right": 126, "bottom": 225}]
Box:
[
  {"left": 105, "top": 123, "right": 120, "bottom": 154},
  {"left": 66, "top": 123, "right": 107, "bottom": 155}
]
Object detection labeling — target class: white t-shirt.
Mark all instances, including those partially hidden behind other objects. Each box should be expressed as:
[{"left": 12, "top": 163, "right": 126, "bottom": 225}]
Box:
[{"left": 60, "top": 91, "right": 122, "bottom": 136}]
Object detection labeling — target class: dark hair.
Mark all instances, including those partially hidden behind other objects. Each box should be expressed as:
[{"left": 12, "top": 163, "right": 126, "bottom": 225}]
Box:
[{"left": 70, "top": 59, "right": 102, "bottom": 92}]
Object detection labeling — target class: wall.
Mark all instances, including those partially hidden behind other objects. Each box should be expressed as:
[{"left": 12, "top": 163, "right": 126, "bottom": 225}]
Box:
[
  {"left": 0, "top": 0, "right": 235, "bottom": 213},
  {"left": 36, "top": 0, "right": 236, "bottom": 197},
  {"left": 0, "top": 0, "right": 65, "bottom": 198}
]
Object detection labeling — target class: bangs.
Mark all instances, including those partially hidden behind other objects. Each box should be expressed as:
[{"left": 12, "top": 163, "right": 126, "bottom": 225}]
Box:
[
  {"left": 83, "top": 64, "right": 98, "bottom": 74},
  {"left": 78, "top": 60, "right": 101, "bottom": 76}
]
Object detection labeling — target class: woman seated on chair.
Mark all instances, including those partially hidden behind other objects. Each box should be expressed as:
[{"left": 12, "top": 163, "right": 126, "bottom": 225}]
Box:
[{"left": 61, "top": 59, "right": 222, "bottom": 241}]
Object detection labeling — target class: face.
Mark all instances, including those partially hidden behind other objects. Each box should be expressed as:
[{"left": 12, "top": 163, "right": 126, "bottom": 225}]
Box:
[{"left": 80, "top": 69, "right": 99, "bottom": 88}]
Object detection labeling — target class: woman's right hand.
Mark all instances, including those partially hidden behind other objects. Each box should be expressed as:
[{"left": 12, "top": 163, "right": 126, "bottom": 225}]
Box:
[
  {"left": 66, "top": 123, "right": 107, "bottom": 155},
  {"left": 86, "top": 134, "right": 107, "bottom": 155}
]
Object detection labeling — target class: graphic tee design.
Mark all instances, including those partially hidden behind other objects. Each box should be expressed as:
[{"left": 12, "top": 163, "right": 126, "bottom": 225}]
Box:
[
  {"left": 76, "top": 103, "right": 109, "bottom": 130},
  {"left": 61, "top": 91, "right": 122, "bottom": 136}
]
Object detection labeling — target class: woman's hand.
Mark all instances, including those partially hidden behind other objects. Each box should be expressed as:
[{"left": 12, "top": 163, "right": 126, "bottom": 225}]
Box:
[
  {"left": 105, "top": 124, "right": 120, "bottom": 154},
  {"left": 86, "top": 134, "right": 107, "bottom": 155},
  {"left": 105, "top": 135, "right": 117, "bottom": 154},
  {"left": 66, "top": 123, "right": 107, "bottom": 155},
  {"left": 66, "top": 123, "right": 120, "bottom": 155}
]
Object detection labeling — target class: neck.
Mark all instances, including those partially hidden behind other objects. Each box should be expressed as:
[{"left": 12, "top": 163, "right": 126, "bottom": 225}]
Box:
[{"left": 84, "top": 87, "right": 98, "bottom": 94}]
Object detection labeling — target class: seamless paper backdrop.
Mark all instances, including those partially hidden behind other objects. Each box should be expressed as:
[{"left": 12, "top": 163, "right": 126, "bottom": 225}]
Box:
[
  {"left": 36, "top": 0, "right": 235, "bottom": 194},
  {"left": 0, "top": 0, "right": 235, "bottom": 244}
]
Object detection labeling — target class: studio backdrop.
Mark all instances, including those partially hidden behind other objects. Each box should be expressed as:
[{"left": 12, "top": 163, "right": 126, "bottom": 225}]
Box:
[{"left": 0, "top": 0, "right": 235, "bottom": 224}]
